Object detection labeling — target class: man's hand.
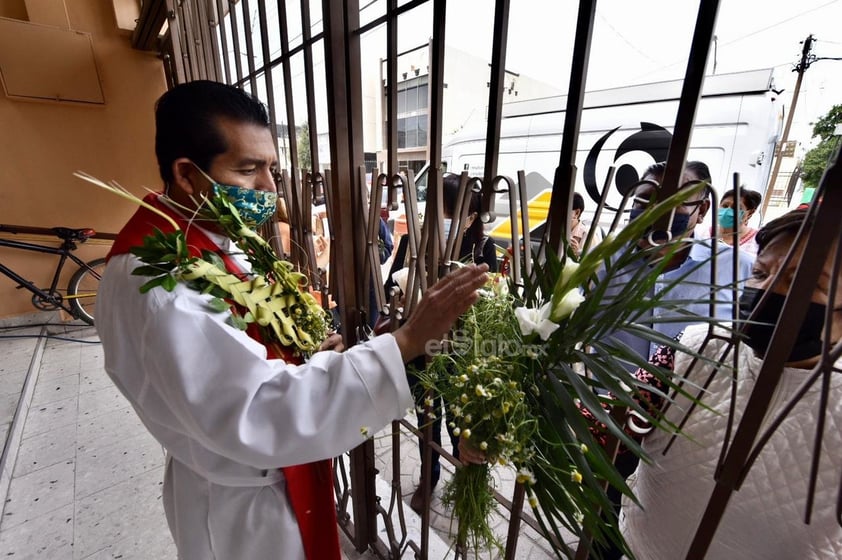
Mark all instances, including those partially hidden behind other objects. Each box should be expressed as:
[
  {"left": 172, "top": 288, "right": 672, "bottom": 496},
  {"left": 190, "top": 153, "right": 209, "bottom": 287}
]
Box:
[
  {"left": 458, "top": 438, "right": 487, "bottom": 465},
  {"left": 319, "top": 333, "right": 344, "bottom": 352},
  {"left": 392, "top": 263, "right": 489, "bottom": 362}
]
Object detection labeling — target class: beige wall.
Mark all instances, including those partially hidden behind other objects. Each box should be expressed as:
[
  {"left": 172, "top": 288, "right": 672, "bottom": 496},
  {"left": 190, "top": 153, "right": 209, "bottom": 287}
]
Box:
[{"left": 0, "top": 0, "right": 167, "bottom": 321}]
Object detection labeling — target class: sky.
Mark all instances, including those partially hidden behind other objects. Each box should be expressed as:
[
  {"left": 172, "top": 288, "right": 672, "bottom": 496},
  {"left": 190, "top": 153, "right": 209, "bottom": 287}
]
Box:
[
  {"left": 242, "top": 0, "right": 841, "bottom": 156},
  {"left": 430, "top": 0, "right": 842, "bottom": 149}
]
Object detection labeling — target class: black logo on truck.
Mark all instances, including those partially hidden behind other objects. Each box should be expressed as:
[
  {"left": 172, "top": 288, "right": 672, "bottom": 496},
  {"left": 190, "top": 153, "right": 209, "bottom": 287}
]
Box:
[{"left": 583, "top": 122, "right": 672, "bottom": 209}]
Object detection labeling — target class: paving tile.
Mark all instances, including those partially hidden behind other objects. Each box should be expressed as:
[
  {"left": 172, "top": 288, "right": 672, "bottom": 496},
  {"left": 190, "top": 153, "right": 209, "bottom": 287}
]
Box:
[
  {"left": 0, "top": 368, "right": 28, "bottom": 398},
  {"left": 0, "top": 503, "right": 74, "bottom": 559},
  {"left": 76, "top": 385, "right": 131, "bottom": 421},
  {"left": 23, "top": 395, "right": 79, "bottom": 438},
  {"left": 2, "top": 459, "right": 75, "bottom": 530},
  {"left": 75, "top": 431, "right": 165, "bottom": 500},
  {"left": 73, "top": 468, "right": 168, "bottom": 559},
  {"left": 14, "top": 423, "right": 77, "bottom": 477},
  {"left": 76, "top": 518, "right": 175, "bottom": 560},
  {"left": 78, "top": 367, "right": 113, "bottom": 395},
  {"left": 76, "top": 408, "right": 147, "bottom": 452},
  {"left": 30, "top": 373, "right": 80, "bottom": 408},
  {"left": 0, "top": 392, "right": 19, "bottom": 424}
]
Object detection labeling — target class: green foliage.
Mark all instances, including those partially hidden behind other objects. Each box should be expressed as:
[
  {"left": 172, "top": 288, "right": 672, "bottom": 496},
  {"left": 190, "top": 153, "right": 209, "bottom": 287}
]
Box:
[
  {"left": 801, "top": 140, "right": 837, "bottom": 189},
  {"left": 811, "top": 104, "right": 842, "bottom": 141},
  {"left": 127, "top": 193, "right": 330, "bottom": 354},
  {"left": 802, "top": 104, "right": 842, "bottom": 189},
  {"left": 414, "top": 183, "right": 734, "bottom": 559},
  {"left": 297, "top": 122, "right": 312, "bottom": 171}
]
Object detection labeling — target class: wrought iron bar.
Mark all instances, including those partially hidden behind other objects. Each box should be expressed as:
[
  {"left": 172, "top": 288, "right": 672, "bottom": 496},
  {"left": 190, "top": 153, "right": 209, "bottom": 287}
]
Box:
[
  {"left": 215, "top": 0, "right": 233, "bottom": 83},
  {"left": 385, "top": 0, "right": 398, "bottom": 196},
  {"left": 276, "top": 0, "right": 300, "bottom": 171},
  {"left": 650, "top": 0, "right": 719, "bottom": 240},
  {"left": 240, "top": 0, "right": 259, "bottom": 92},
  {"left": 256, "top": 0, "right": 279, "bottom": 138},
  {"left": 301, "top": 0, "right": 322, "bottom": 175},
  {"left": 545, "top": 0, "right": 596, "bottom": 256},
  {"left": 179, "top": 1, "right": 201, "bottom": 79},
  {"left": 323, "top": 0, "right": 375, "bottom": 552},
  {"left": 479, "top": 0, "right": 510, "bottom": 223},
  {"left": 163, "top": 1, "right": 187, "bottom": 84},
  {"left": 196, "top": 0, "right": 219, "bottom": 80},
  {"left": 228, "top": 0, "right": 245, "bottom": 84}
]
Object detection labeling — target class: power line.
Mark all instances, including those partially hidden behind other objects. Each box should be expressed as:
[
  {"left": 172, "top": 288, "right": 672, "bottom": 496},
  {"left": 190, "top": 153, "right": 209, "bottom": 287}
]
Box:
[
  {"left": 719, "top": 0, "right": 839, "bottom": 48},
  {"left": 595, "top": 8, "right": 662, "bottom": 66},
  {"left": 630, "top": 0, "right": 840, "bottom": 82}
]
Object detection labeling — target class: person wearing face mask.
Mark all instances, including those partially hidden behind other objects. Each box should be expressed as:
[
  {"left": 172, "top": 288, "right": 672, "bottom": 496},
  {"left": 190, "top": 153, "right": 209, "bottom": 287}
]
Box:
[
  {"left": 715, "top": 187, "right": 762, "bottom": 255},
  {"left": 615, "top": 207, "right": 842, "bottom": 559},
  {"left": 588, "top": 161, "right": 755, "bottom": 559},
  {"left": 599, "top": 160, "right": 755, "bottom": 364},
  {"left": 95, "top": 81, "right": 490, "bottom": 560},
  {"left": 383, "top": 172, "right": 498, "bottom": 512}
]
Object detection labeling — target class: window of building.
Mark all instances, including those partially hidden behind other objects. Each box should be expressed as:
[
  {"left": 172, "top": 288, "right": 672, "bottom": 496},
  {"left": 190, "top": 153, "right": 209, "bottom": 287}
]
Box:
[{"left": 396, "top": 75, "right": 428, "bottom": 149}]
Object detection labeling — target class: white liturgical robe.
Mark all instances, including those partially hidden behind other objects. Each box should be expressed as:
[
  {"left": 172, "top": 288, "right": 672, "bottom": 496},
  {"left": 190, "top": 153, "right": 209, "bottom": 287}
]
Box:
[{"left": 96, "top": 229, "right": 413, "bottom": 559}]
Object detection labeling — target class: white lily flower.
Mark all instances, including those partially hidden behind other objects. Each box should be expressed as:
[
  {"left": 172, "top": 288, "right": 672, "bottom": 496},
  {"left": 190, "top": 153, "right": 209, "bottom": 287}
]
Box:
[
  {"left": 515, "top": 302, "right": 560, "bottom": 341},
  {"left": 551, "top": 288, "right": 586, "bottom": 322},
  {"left": 559, "top": 258, "right": 580, "bottom": 289}
]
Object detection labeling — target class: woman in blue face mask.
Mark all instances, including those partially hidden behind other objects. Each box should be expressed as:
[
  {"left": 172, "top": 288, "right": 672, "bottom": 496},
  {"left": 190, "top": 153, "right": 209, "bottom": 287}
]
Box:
[
  {"left": 716, "top": 187, "right": 762, "bottom": 255},
  {"left": 615, "top": 207, "right": 842, "bottom": 559}
]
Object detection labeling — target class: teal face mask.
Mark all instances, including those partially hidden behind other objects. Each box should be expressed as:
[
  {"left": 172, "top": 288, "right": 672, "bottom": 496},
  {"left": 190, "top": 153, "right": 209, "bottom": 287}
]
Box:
[
  {"left": 193, "top": 165, "right": 278, "bottom": 227},
  {"left": 717, "top": 207, "right": 744, "bottom": 229}
]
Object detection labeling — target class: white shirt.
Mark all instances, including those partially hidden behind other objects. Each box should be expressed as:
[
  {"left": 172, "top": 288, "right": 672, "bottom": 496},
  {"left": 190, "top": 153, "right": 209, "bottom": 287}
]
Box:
[{"left": 96, "top": 232, "right": 412, "bottom": 559}]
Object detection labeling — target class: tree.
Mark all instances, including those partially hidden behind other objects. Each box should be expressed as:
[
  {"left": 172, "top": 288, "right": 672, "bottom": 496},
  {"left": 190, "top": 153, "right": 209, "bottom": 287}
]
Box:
[
  {"left": 801, "top": 104, "right": 842, "bottom": 189},
  {"left": 297, "top": 122, "right": 312, "bottom": 172}
]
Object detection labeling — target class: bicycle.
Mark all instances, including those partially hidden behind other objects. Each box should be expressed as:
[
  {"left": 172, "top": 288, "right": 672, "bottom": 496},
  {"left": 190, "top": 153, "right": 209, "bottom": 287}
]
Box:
[{"left": 0, "top": 224, "right": 111, "bottom": 325}]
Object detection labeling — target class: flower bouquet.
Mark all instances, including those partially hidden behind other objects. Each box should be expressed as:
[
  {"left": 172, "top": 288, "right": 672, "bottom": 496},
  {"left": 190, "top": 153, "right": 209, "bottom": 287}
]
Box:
[
  {"left": 416, "top": 183, "right": 717, "bottom": 558},
  {"left": 73, "top": 171, "right": 329, "bottom": 356}
]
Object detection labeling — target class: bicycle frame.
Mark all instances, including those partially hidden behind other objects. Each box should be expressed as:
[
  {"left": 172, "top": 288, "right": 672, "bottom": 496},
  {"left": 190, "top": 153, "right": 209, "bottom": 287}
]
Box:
[{"left": 0, "top": 236, "right": 94, "bottom": 315}]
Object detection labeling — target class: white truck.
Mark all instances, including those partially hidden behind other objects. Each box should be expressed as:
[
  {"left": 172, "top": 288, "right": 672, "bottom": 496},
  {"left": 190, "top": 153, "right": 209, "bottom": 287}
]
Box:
[{"left": 410, "top": 68, "right": 781, "bottom": 241}]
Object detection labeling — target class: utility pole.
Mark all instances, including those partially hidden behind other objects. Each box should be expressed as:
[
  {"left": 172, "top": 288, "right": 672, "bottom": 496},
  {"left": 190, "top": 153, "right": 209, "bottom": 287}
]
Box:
[{"left": 759, "top": 34, "right": 814, "bottom": 219}]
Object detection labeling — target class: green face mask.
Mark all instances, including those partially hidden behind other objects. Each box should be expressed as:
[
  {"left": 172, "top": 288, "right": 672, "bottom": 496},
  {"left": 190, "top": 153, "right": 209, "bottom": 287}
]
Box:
[{"left": 194, "top": 165, "right": 278, "bottom": 227}]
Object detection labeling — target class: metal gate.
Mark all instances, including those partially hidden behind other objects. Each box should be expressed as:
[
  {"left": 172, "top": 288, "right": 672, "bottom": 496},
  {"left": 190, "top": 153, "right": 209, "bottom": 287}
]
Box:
[{"left": 132, "top": 1, "right": 842, "bottom": 558}]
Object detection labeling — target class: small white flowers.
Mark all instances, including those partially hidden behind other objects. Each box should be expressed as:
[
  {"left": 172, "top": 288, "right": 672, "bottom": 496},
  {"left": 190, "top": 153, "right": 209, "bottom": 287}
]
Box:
[
  {"left": 514, "top": 302, "right": 560, "bottom": 341},
  {"left": 491, "top": 275, "right": 509, "bottom": 297},
  {"left": 516, "top": 469, "right": 537, "bottom": 485}
]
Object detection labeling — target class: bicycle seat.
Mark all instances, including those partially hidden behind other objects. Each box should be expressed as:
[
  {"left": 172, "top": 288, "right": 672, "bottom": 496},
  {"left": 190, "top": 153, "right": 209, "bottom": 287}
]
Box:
[{"left": 52, "top": 227, "right": 96, "bottom": 242}]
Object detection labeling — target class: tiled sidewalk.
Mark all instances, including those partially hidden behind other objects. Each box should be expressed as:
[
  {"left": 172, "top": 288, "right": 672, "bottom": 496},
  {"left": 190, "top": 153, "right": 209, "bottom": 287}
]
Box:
[
  {"left": 0, "top": 323, "right": 564, "bottom": 559},
  {"left": 0, "top": 324, "right": 175, "bottom": 559}
]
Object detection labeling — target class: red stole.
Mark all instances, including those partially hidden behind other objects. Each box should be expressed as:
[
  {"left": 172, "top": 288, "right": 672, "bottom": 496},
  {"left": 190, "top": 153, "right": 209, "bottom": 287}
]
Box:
[{"left": 107, "top": 193, "right": 340, "bottom": 560}]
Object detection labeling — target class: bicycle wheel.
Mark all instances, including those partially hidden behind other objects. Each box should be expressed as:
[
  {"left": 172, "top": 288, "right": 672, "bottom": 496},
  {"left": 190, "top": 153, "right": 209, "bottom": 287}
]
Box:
[{"left": 67, "top": 258, "right": 106, "bottom": 325}]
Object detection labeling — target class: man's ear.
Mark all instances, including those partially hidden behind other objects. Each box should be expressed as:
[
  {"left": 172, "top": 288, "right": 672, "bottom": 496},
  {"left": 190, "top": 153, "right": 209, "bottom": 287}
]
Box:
[
  {"left": 171, "top": 158, "right": 201, "bottom": 196},
  {"left": 698, "top": 199, "right": 711, "bottom": 220}
]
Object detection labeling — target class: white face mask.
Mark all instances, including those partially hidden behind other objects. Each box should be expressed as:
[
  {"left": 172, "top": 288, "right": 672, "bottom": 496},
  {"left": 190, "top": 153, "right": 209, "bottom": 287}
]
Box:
[{"left": 442, "top": 218, "right": 453, "bottom": 238}]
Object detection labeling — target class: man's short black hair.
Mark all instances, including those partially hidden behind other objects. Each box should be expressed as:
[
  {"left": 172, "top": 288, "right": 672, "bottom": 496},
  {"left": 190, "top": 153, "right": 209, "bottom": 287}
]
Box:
[
  {"left": 641, "top": 160, "right": 712, "bottom": 201},
  {"left": 154, "top": 80, "right": 271, "bottom": 184},
  {"left": 643, "top": 160, "right": 712, "bottom": 184},
  {"left": 572, "top": 192, "right": 585, "bottom": 213}
]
